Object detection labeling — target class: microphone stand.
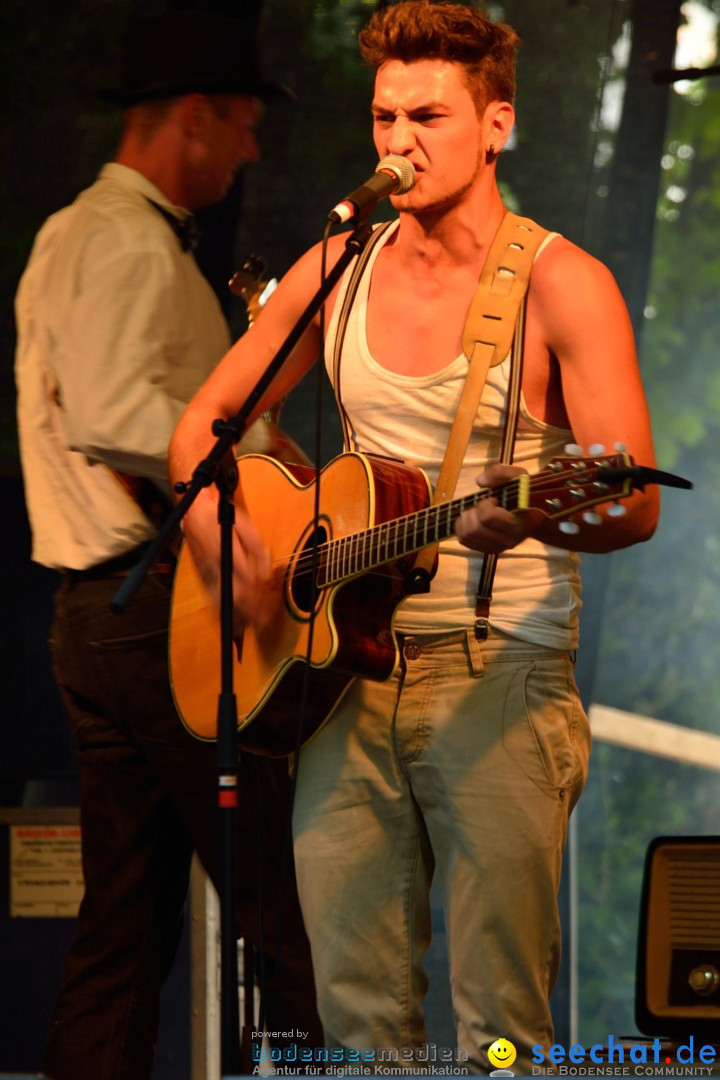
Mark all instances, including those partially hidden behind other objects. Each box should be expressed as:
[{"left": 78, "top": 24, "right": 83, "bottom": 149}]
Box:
[{"left": 111, "top": 217, "right": 373, "bottom": 1078}]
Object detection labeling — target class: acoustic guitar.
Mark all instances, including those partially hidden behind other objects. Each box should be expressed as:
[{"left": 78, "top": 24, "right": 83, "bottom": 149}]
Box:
[{"left": 169, "top": 448, "right": 685, "bottom": 756}]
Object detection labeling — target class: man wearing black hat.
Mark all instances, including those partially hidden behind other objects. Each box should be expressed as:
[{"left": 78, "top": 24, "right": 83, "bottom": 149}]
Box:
[{"left": 15, "top": 11, "right": 319, "bottom": 1080}]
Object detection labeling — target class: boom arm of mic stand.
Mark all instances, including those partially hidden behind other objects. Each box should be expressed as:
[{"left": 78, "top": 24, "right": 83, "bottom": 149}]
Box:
[
  {"left": 653, "top": 62, "right": 720, "bottom": 84},
  {"left": 108, "top": 219, "right": 374, "bottom": 1075}
]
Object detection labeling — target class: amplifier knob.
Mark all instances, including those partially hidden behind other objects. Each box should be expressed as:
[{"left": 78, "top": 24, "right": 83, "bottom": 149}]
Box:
[{"left": 688, "top": 964, "right": 720, "bottom": 997}]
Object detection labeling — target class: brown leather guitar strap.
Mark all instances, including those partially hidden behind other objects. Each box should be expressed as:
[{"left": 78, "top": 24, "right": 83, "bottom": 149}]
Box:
[
  {"left": 412, "top": 213, "right": 548, "bottom": 637},
  {"left": 330, "top": 212, "right": 549, "bottom": 637}
]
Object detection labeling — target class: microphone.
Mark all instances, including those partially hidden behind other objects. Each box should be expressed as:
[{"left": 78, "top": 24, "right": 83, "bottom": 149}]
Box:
[{"left": 328, "top": 154, "right": 416, "bottom": 224}]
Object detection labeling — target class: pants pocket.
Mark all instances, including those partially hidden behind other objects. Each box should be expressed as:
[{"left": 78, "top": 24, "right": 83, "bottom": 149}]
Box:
[{"left": 501, "top": 655, "right": 590, "bottom": 804}]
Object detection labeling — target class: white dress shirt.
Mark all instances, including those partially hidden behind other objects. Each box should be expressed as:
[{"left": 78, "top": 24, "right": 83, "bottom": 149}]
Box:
[{"left": 15, "top": 163, "right": 230, "bottom": 570}]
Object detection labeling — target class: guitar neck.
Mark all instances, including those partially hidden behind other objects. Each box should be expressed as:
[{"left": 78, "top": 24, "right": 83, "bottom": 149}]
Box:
[
  {"left": 314, "top": 447, "right": 666, "bottom": 587},
  {"left": 319, "top": 477, "right": 528, "bottom": 587}
]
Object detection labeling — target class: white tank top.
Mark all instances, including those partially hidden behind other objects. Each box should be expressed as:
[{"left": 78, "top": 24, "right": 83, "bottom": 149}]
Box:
[{"left": 324, "top": 220, "right": 582, "bottom": 650}]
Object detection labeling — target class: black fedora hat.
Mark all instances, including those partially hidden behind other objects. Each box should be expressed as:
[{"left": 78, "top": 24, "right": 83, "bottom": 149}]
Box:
[{"left": 100, "top": 9, "right": 291, "bottom": 105}]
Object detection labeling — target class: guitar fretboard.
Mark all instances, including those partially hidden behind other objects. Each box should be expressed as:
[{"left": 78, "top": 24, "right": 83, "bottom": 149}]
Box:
[
  {"left": 283, "top": 453, "right": 634, "bottom": 590},
  {"left": 318, "top": 478, "right": 528, "bottom": 587}
]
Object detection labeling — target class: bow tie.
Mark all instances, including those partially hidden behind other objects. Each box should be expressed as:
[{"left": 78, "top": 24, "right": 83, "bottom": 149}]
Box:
[{"left": 146, "top": 199, "right": 201, "bottom": 253}]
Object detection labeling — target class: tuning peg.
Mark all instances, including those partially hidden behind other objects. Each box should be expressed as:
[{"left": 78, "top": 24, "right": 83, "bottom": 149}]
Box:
[
  {"left": 588, "top": 443, "right": 605, "bottom": 456},
  {"left": 607, "top": 503, "right": 626, "bottom": 518},
  {"left": 564, "top": 443, "right": 583, "bottom": 457},
  {"left": 559, "top": 520, "right": 580, "bottom": 535},
  {"left": 582, "top": 510, "right": 602, "bottom": 525},
  {"left": 614, "top": 442, "right": 628, "bottom": 453}
]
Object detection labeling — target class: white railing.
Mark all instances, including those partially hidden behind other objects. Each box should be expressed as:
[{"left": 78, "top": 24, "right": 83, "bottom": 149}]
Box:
[{"left": 589, "top": 704, "right": 720, "bottom": 771}]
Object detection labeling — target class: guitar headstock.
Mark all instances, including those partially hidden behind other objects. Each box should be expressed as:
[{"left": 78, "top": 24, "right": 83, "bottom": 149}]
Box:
[
  {"left": 497, "top": 445, "right": 692, "bottom": 535},
  {"left": 228, "top": 254, "right": 277, "bottom": 325},
  {"left": 517, "top": 447, "right": 636, "bottom": 534}
]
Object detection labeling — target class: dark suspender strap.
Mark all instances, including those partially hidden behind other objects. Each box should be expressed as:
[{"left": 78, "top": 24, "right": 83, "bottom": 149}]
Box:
[
  {"left": 473, "top": 295, "right": 527, "bottom": 639},
  {"left": 331, "top": 222, "right": 396, "bottom": 450}
]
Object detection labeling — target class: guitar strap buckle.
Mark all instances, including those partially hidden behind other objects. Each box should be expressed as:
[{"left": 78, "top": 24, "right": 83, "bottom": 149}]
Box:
[{"left": 474, "top": 617, "right": 490, "bottom": 642}]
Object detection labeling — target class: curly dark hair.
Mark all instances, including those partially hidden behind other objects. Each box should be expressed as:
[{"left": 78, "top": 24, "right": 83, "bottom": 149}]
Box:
[{"left": 358, "top": 1, "right": 519, "bottom": 113}]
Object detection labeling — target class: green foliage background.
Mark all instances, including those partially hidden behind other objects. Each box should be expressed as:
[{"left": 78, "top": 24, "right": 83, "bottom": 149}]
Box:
[{"left": 574, "top": 66, "right": 720, "bottom": 1040}]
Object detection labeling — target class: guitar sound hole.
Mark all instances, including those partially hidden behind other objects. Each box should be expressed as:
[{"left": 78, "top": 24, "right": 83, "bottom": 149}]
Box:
[{"left": 289, "top": 524, "right": 327, "bottom": 616}]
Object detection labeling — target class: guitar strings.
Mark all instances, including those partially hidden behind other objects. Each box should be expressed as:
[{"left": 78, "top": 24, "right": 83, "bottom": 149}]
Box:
[
  {"left": 268, "top": 465, "right": 619, "bottom": 576},
  {"left": 266, "top": 480, "right": 502, "bottom": 574},
  {"left": 262, "top": 461, "right": 626, "bottom": 581}
]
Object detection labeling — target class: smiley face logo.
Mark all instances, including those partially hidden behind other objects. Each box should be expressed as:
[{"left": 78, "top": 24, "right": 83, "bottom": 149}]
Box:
[{"left": 488, "top": 1038, "right": 517, "bottom": 1070}]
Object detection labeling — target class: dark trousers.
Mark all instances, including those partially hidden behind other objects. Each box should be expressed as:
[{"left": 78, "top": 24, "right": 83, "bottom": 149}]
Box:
[{"left": 44, "top": 567, "right": 321, "bottom": 1080}]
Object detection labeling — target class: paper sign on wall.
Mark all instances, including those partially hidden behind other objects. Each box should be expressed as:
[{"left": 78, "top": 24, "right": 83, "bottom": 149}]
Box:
[{"left": 10, "top": 825, "right": 84, "bottom": 917}]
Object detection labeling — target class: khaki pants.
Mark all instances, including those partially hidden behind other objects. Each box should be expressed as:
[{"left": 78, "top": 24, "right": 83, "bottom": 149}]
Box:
[{"left": 293, "top": 626, "right": 591, "bottom": 1074}]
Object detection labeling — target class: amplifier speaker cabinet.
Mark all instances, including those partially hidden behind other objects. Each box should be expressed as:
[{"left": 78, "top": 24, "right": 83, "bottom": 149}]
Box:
[{"left": 635, "top": 835, "right": 720, "bottom": 1040}]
